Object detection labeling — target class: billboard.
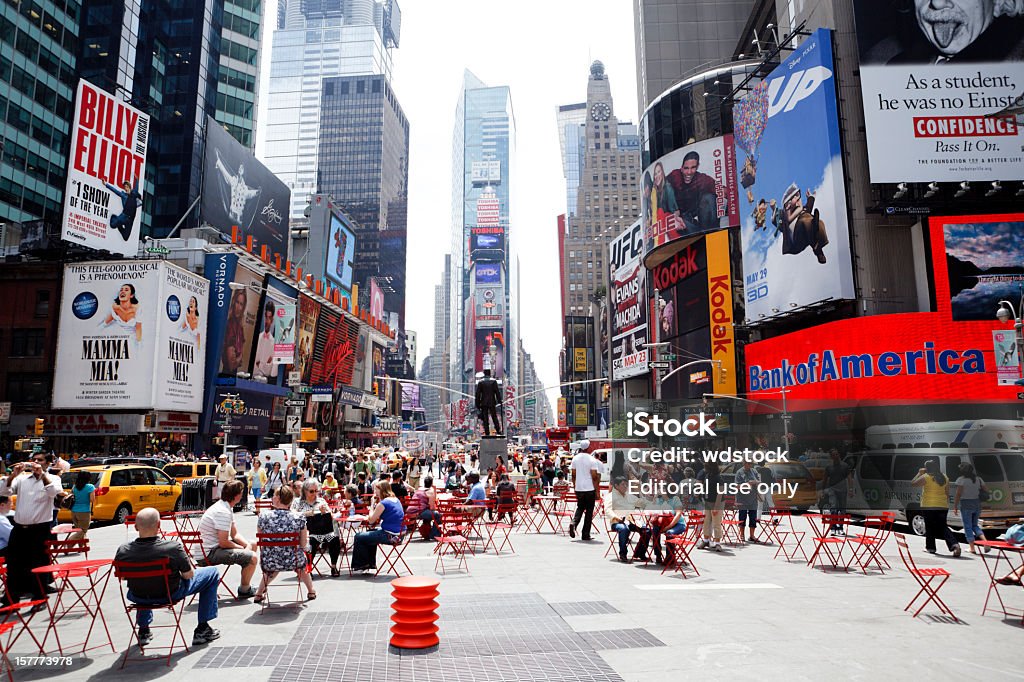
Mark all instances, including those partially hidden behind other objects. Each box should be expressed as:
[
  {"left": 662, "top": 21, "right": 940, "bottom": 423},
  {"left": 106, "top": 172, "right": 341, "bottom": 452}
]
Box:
[
  {"left": 326, "top": 212, "right": 356, "bottom": 293},
  {"left": 296, "top": 295, "right": 320, "bottom": 384},
  {"left": 471, "top": 231, "right": 505, "bottom": 258},
  {"left": 573, "top": 348, "right": 588, "bottom": 373},
  {"left": 993, "top": 330, "right": 1020, "bottom": 385},
  {"left": 475, "top": 263, "right": 501, "bottom": 285},
  {"left": 853, "top": 0, "right": 1024, "bottom": 182},
  {"left": 475, "top": 329, "right": 505, "bottom": 379},
  {"left": 705, "top": 230, "right": 737, "bottom": 396},
  {"left": 268, "top": 281, "right": 296, "bottom": 366},
  {"left": 745, "top": 312, "right": 1019, "bottom": 409},
  {"left": 369, "top": 278, "right": 385, "bottom": 320},
  {"left": 641, "top": 135, "right": 738, "bottom": 266},
  {"left": 735, "top": 28, "right": 855, "bottom": 323},
  {"left": 53, "top": 260, "right": 208, "bottom": 411},
  {"left": 610, "top": 222, "right": 649, "bottom": 383},
  {"left": 201, "top": 117, "right": 289, "bottom": 255},
  {"left": 371, "top": 343, "right": 387, "bottom": 396},
  {"left": 471, "top": 160, "right": 502, "bottom": 183},
  {"left": 931, "top": 214, "right": 1024, "bottom": 321},
  {"left": 62, "top": 79, "right": 149, "bottom": 256},
  {"left": 475, "top": 285, "right": 504, "bottom": 327},
  {"left": 401, "top": 383, "right": 421, "bottom": 411}
]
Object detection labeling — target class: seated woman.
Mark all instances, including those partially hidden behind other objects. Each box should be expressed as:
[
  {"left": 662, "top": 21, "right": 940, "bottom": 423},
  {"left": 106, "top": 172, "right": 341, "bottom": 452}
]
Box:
[
  {"left": 340, "top": 484, "right": 361, "bottom": 514},
  {"left": 254, "top": 486, "right": 316, "bottom": 602},
  {"left": 293, "top": 479, "right": 343, "bottom": 577},
  {"left": 322, "top": 472, "right": 340, "bottom": 499},
  {"left": 406, "top": 475, "right": 441, "bottom": 540},
  {"left": 350, "top": 481, "right": 405, "bottom": 573}
]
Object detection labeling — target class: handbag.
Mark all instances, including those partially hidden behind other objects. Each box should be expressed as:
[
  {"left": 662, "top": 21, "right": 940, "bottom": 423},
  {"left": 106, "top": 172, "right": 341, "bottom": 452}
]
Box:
[
  {"left": 978, "top": 485, "right": 991, "bottom": 503},
  {"left": 56, "top": 491, "right": 75, "bottom": 511}
]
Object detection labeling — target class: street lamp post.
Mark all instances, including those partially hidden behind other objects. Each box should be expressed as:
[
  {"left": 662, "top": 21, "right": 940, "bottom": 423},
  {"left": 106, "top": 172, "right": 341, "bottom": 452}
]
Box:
[{"left": 641, "top": 342, "right": 669, "bottom": 402}]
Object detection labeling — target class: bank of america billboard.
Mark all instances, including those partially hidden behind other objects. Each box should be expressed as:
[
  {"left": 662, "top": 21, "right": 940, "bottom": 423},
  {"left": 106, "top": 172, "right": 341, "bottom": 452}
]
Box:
[
  {"left": 853, "top": 0, "right": 1024, "bottom": 182},
  {"left": 734, "top": 28, "right": 855, "bottom": 323}
]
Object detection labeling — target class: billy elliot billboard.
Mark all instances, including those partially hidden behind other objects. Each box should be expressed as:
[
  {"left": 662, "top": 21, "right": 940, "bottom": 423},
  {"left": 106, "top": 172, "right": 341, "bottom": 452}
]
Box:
[
  {"left": 734, "top": 28, "right": 855, "bottom": 324},
  {"left": 641, "top": 135, "right": 738, "bottom": 267},
  {"left": 852, "top": 0, "right": 1024, "bottom": 182},
  {"left": 609, "top": 221, "right": 649, "bottom": 381},
  {"left": 201, "top": 116, "right": 290, "bottom": 256},
  {"left": 62, "top": 79, "right": 149, "bottom": 256}
]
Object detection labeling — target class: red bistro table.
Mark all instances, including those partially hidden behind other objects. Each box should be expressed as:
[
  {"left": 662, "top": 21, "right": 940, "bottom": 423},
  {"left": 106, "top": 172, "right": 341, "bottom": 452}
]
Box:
[
  {"left": 530, "top": 495, "right": 561, "bottom": 534},
  {"left": 976, "top": 540, "right": 1024, "bottom": 624},
  {"left": 32, "top": 558, "right": 115, "bottom": 656}
]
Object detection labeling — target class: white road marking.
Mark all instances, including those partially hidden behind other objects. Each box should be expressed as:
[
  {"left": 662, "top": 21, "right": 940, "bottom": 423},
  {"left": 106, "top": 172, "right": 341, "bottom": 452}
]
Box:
[{"left": 633, "top": 583, "right": 783, "bottom": 591}]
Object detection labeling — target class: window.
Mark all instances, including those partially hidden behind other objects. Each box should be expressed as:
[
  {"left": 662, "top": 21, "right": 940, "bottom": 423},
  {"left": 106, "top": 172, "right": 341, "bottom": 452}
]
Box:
[
  {"left": 151, "top": 470, "right": 173, "bottom": 485},
  {"left": 1000, "top": 454, "right": 1024, "bottom": 481},
  {"left": 10, "top": 328, "right": 45, "bottom": 356},
  {"left": 973, "top": 454, "right": 1005, "bottom": 482},
  {"left": 110, "top": 470, "right": 131, "bottom": 487},
  {"left": 5, "top": 373, "right": 49, "bottom": 405},
  {"left": 35, "top": 290, "right": 49, "bottom": 317},
  {"left": 892, "top": 455, "right": 929, "bottom": 481}
]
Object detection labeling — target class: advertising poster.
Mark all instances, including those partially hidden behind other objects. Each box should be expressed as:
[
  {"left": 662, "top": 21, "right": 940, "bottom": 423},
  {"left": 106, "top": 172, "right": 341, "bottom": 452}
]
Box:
[
  {"left": 475, "top": 263, "right": 501, "bottom": 285},
  {"left": 296, "top": 295, "right": 320, "bottom": 384},
  {"left": 705, "top": 230, "right": 737, "bottom": 396},
  {"left": 309, "top": 307, "right": 340, "bottom": 387},
  {"left": 326, "top": 212, "right": 356, "bottom": 293},
  {"left": 211, "top": 387, "right": 272, "bottom": 435},
  {"left": 156, "top": 264, "right": 209, "bottom": 410},
  {"left": 475, "top": 329, "right": 505, "bottom": 379},
  {"left": 53, "top": 261, "right": 208, "bottom": 411},
  {"left": 371, "top": 343, "right": 387, "bottom": 395},
  {"left": 641, "top": 135, "right": 738, "bottom": 266},
  {"left": 201, "top": 117, "right": 289, "bottom": 254},
  {"left": 219, "top": 264, "right": 262, "bottom": 376},
  {"left": 557, "top": 397, "right": 567, "bottom": 427},
  {"left": 610, "top": 221, "right": 650, "bottom": 381},
  {"left": 932, "top": 215, "right": 1024, "bottom": 321},
  {"left": 654, "top": 287, "right": 678, "bottom": 341},
  {"left": 475, "top": 285, "right": 504, "bottom": 327},
  {"left": 852, "top": 0, "right": 1024, "bottom": 182},
  {"left": 251, "top": 287, "right": 289, "bottom": 382},
  {"left": 993, "top": 330, "right": 1020, "bottom": 385},
  {"left": 574, "top": 403, "right": 589, "bottom": 427},
  {"left": 62, "top": 79, "right": 149, "bottom": 256},
  {"left": 573, "top": 348, "right": 588, "bottom": 373},
  {"left": 471, "top": 232, "right": 505, "bottom": 255},
  {"left": 266, "top": 279, "right": 297, "bottom": 367},
  {"left": 504, "top": 381, "right": 518, "bottom": 424},
  {"left": 401, "top": 383, "right": 421, "bottom": 411},
  {"left": 735, "top": 28, "right": 855, "bottom": 323},
  {"left": 369, "top": 278, "right": 385, "bottom": 320}
]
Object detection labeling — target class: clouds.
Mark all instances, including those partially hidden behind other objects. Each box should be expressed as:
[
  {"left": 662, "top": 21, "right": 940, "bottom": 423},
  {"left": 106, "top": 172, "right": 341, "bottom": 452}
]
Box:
[{"left": 944, "top": 221, "right": 1024, "bottom": 270}]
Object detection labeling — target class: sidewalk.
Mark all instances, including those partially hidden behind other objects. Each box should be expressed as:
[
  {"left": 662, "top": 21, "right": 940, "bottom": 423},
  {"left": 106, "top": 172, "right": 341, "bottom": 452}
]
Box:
[{"left": 13, "top": 511, "right": 1024, "bottom": 681}]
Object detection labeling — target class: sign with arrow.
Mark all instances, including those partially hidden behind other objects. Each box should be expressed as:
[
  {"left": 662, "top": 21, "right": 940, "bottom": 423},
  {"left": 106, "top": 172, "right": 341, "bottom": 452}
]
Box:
[
  {"left": 284, "top": 399, "right": 306, "bottom": 408},
  {"left": 649, "top": 361, "right": 670, "bottom": 369},
  {"left": 286, "top": 415, "right": 301, "bottom": 434}
]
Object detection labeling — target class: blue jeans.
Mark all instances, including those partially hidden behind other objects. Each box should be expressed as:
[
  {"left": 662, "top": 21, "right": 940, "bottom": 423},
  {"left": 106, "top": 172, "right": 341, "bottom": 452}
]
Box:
[
  {"left": 664, "top": 522, "right": 687, "bottom": 538},
  {"left": 611, "top": 522, "right": 648, "bottom": 558},
  {"left": 128, "top": 566, "right": 219, "bottom": 628},
  {"left": 352, "top": 529, "right": 398, "bottom": 570},
  {"left": 738, "top": 509, "right": 758, "bottom": 528},
  {"left": 960, "top": 498, "right": 983, "bottom": 543},
  {"left": 251, "top": 486, "right": 262, "bottom": 501}
]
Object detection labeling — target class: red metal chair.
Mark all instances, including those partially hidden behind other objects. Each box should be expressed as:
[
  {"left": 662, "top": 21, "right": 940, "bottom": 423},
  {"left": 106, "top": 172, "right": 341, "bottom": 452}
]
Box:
[
  {"left": 254, "top": 532, "right": 306, "bottom": 612},
  {"left": 434, "top": 511, "right": 471, "bottom": 574},
  {"left": 0, "top": 566, "right": 48, "bottom": 656},
  {"left": 374, "top": 517, "right": 416, "bottom": 578},
  {"left": 45, "top": 538, "right": 91, "bottom": 562},
  {"left": 305, "top": 513, "right": 346, "bottom": 577},
  {"left": 484, "top": 496, "right": 518, "bottom": 555},
  {"left": 662, "top": 535, "right": 699, "bottom": 579},
  {"left": 770, "top": 509, "right": 808, "bottom": 562},
  {"left": 894, "top": 533, "right": 957, "bottom": 620},
  {"left": 113, "top": 558, "right": 189, "bottom": 667},
  {"left": 719, "top": 496, "right": 744, "bottom": 546},
  {"left": 253, "top": 499, "right": 273, "bottom": 515},
  {"left": 847, "top": 515, "right": 894, "bottom": 574},
  {"left": 808, "top": 514, "right": 849, "bottom": 571},
  {"left": 177, "top": 530, "right": 236, "bottom": 600}
]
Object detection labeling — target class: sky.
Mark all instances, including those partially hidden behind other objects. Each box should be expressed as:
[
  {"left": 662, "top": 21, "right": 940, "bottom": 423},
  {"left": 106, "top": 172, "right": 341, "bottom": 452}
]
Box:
[{"left": 257, "top": 0, "right": 639, "bottom": 411}]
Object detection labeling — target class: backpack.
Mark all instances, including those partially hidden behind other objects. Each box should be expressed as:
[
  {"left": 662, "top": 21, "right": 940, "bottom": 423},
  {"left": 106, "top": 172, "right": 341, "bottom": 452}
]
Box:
[{"left": 1000, "top": 523, "right": 1024, "bottom": 546}]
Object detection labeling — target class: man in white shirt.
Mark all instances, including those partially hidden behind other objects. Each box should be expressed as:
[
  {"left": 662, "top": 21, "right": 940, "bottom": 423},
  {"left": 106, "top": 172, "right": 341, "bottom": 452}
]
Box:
[
  {"left": 605, "top": 476, "right": 652, "bottom": 562},
  {"left": 569, "top": 443, "right": 601, "bottom": 541},
  {"left": 214, "top": 453, "right": 236, "bottom": 500},
  {"left": 0, "top": 455, "right": 62, "bottom": 604},
  {"left": 56, "top": 454, "right": 71, "bottom": 474},
  {"left": 253, "top": 301, "right": 277, "bottom": 380},
  {"left": 196, "top": 480, "right": 258, "bottom": 598}
]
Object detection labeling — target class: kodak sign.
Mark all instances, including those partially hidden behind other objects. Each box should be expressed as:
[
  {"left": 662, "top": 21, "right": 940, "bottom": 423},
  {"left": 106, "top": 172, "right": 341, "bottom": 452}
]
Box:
[{"left": 706, "top": 230, "right": 736, "bottom": 395}]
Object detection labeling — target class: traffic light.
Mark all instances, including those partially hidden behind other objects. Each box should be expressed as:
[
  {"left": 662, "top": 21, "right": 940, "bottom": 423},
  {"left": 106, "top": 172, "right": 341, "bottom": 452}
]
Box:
[
  {"left": 34, "top": 418, "right": 44, "bottom": 437},
  {"left": 602, "top": 384, "right": 610, "bottom": 402}
]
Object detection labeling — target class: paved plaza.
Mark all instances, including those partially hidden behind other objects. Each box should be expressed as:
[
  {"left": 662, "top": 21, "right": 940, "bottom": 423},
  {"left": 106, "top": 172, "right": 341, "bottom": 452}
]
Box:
[{"left": 13, "top": 510, "right": 1024, "bottom": 682}]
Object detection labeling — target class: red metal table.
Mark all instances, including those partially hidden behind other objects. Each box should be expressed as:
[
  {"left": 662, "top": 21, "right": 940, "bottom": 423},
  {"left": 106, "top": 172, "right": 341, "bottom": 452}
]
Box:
[
  {"left": 32, "top": 558, "right": 114, "bottom": 656},
  {"left": 976, "top": 540, "right": 1024, "bottom": 624},
  {"left": 530, "top": 495, "right": 561, "bottom": 534}
]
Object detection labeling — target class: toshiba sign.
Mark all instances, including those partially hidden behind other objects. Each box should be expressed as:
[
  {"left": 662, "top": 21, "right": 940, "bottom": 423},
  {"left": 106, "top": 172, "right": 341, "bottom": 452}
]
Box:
[{"left": 745, "top": 313, "right": 1017, "bottom": 410}]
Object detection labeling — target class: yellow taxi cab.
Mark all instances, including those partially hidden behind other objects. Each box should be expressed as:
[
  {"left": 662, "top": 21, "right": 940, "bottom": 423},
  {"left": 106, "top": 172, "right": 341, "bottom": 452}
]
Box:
[
  {"left": 163, "top": 460, "right": 220, "bottom": 484},
  {"left": 57, "top": 465, "right": 182, "bottom": 524}
]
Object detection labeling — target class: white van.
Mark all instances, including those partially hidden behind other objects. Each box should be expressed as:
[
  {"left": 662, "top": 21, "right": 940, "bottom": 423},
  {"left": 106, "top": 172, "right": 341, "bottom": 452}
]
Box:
[
  {"left": 845, "top": 420, "right": 1024, "bottom": 535},
  {"left": 258, "top": 445, "right": 308, "bottom": 471}
]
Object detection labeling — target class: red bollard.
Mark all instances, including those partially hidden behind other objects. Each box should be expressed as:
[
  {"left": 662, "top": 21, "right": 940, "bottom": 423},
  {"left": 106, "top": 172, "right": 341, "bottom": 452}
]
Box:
[{"left": 389, "top": 576, "right": 440, "bottom": 649}]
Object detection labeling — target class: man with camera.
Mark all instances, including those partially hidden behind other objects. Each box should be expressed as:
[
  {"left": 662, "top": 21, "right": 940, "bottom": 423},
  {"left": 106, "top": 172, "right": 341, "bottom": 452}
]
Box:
[{"left": 0, "top": 456, "right": 63, "bottom": 606}]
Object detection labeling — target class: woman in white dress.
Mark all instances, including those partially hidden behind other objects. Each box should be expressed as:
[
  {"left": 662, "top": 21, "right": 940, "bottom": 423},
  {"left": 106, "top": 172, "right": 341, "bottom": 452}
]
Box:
[
  {"left": 179, "top": 296, "right": 202, "bottom": 350},
  {"left": 100, "top": 283, "right": 142, "bottom": 342}
]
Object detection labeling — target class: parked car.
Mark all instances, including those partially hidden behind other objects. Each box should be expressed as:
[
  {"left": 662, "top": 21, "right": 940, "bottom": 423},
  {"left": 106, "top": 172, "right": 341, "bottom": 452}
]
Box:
[
  {"left": 70, "top": 456, "right": 167, "bottom": 469},
  {"left": 57, "top": 465, "right": 181, "bottom": 524},
  {"left": 163, "top": 460, "right": 220, "bottom": 483}
]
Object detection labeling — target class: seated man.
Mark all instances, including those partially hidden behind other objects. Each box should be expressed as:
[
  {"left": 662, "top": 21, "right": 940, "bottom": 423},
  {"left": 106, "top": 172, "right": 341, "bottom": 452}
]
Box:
[
  {"left": 0, "top": 496, "right": 11, "bottom": 558},
  {"left": 196, "top": 480, "right": 258, "bottom": 599},
  {"left": 464, "top": 472, "right": 488, "bottom": 518},
  {"left": 390, "top": 470, "right": 409, "bottom": 504},
  {"left": 605, "top": 477, "right": 653, "bottom": 563},
  {"left": 115, "top": 507, "right": 221, "bottom": 646},
  {"left": 489, "top": 474, "right": 516, "bottom": 523}
]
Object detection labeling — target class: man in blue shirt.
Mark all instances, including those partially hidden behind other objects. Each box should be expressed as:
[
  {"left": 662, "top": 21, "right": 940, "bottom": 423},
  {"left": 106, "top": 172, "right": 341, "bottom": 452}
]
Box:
[{"left": 465, "top": 472, "right": 487, "bottom": 518}]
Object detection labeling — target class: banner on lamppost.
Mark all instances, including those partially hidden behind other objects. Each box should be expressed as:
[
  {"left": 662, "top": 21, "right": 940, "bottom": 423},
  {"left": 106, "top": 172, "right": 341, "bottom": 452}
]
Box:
[{"left": 993, "top": 330, "right": 1020, "bottom": 386}]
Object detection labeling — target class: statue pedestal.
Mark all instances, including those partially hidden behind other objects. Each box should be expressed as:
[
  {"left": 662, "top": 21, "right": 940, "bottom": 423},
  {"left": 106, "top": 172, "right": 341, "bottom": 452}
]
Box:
[{"left": 477, "top": 436, "right": 506, "bottom": 472}]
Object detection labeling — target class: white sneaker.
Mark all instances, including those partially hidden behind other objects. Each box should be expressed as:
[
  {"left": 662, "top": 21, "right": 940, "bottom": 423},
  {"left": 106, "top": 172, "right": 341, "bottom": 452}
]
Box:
[
  {"left": 696, "top": 538, "right": 708, "bottom": 549},
  {"left": 710, "top": 541, "right": 722, "bottom": 551}
]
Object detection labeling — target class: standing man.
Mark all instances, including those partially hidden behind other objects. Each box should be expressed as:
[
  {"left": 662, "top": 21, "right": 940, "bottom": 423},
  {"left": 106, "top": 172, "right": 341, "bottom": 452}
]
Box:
[
  {"left": 474, "top": 369, "right": 503, "bottom": 437},
  {"left": 214, "top": 453, "right": 236, "bottom": 501},
  {"left": 0, "top": 454, "right": 62, "bottom": 605},
  {"left": 195, "top": 480, "right": 258, "bottom": 598},
  {"left": 822, "top": 449, "right": 851, "bottom": 535},
  {"left": 568, "top": 442, "right": 601, "bottom": 541}
]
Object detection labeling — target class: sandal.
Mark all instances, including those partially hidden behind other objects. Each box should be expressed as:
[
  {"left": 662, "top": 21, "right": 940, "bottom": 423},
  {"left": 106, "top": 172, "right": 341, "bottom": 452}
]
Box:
[
  {"left": 996, "top": 576, "right": 1021, "bottom": 586},
  {"left": 331, "top": 567, "right": 341, "bottom": 577},
  {"left": 307, "top": 592, "right": 317, "bottom": 601}
]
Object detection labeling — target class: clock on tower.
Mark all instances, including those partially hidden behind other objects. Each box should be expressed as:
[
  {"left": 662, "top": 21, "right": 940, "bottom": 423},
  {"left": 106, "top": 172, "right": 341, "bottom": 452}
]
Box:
[{"left": 590, "top": 102, "right": 611, "bottom": 121}]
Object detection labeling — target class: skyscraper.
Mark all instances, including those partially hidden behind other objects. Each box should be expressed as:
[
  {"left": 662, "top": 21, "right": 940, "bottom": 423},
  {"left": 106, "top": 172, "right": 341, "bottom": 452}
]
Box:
[
  {"left": 317, "top": 73, "right": 409, "bottom": 326},
  {"left": 449, "top": 71, "right": 518, "bottom": 398},
  {"left": 261, "top": 0, "right": 400, "bottom": 223},
  {"left": 633, "top": 0, "right": 755, "bottom": 116},
  {"left": 556, "top": 103, "right": 587, "bottom": 218}
]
